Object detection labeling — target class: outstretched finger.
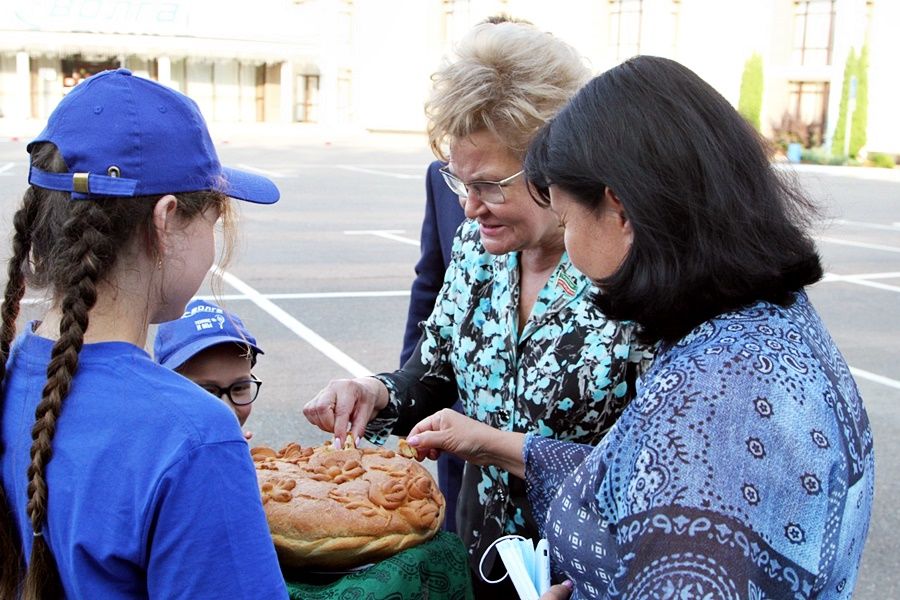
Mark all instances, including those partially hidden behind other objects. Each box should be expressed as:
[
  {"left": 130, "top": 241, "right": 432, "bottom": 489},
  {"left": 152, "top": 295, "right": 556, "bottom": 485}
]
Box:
[
  {"left": 304, "top": 392, "right": 335, "bottom": 433},
  {"left": 349, "top": 404, "right": 370, "bottom": 444},
  {"left": 332, "top": 392, "right": 359, "bottom": 448},
  {"left": 406, "top": 427, "right": 448, "bottom": 454}
]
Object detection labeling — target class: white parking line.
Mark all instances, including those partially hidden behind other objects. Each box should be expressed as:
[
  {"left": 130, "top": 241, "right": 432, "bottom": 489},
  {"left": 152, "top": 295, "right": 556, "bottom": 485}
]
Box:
[
  {"left": 834, "top": 271, "right": 900, "bottom": 280},
  {"left": 198, "top": 290, "right": 410, "bottom": 301},
  {"left": 213, "top": 267, "right": 372, "bottom": 377},
  {"left": 832, "top": 219, "right": 900, "bottom": 232},
  {"left": 821, "top": 273, "right": 900, "bottom": 294},
  {"left": 339, "top": 164, "right": 424, "bottom": 169},
  {"left": 850, "top": 367, "right": 900, "bottom": 391},
  {"left": 344, "top": 229, "right": 419, "bottom": 246},
  {"left": 817, "top": 236, "right": 900, "bottom": 254},
  {"left": 0, "top": 162, "right": 14, "bottom": 176},
  {"left": 335, "top": 165, "right": 423, "bottom": 180},
  {"left": 236, "top": 164, "right": 285, "bottom": 178}
]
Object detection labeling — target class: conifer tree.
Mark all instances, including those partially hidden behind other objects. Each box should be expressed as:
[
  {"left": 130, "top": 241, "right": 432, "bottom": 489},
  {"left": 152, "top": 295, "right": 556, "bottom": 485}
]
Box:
[
  {"left": 832, "top": 49, "right": 855, "bottom": 157},
  {"left": 850, "top": 44, "right": 869, "bottom": 158},
  {"left": 738, "top": 53, "right": 764, "bottom": 131}
]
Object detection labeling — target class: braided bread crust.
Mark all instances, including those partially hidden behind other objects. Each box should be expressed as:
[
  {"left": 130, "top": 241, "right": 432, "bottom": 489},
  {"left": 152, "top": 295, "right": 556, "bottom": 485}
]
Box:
[{"left": 252, "top": 441, "right": 445, "bottom": 569}]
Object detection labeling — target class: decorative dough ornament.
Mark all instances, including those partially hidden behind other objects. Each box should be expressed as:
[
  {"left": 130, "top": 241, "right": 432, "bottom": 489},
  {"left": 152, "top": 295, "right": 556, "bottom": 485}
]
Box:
[{"left": 251, "top": 437, "right": 445, "bottom": 569}]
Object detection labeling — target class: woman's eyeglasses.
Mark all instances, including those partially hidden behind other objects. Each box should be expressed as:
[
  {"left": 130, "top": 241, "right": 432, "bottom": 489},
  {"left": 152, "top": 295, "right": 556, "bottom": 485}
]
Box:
[
  {"left": 200, "top": 375, "right": 262, "bottom": 406},
  {"left": 439, "top": 166, "right": 524, "bottom": 206}
]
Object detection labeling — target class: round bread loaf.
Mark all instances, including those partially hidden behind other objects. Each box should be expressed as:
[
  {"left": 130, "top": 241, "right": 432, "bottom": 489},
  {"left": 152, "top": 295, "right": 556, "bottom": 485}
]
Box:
[{"left": 251, "top": 440, "right": 445, "bottom": 569}]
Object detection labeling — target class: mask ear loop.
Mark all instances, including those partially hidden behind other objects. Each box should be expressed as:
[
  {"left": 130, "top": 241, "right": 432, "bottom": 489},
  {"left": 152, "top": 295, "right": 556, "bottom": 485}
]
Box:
[{"left": 478, "top": 534, "right": 526, "bottom": 584}]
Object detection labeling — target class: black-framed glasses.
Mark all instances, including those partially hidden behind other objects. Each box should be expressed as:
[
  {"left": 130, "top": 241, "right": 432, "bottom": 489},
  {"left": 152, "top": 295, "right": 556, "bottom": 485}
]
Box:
[
  {"left": 439, "top": 166, "right": 524, "bottom": 206},
  {"left": 200, "top": 375, "right": 262, "bottom": 406}
]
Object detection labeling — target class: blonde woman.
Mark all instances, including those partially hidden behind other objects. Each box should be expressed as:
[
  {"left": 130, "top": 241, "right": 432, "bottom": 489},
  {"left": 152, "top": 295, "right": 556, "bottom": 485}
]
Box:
[{"left": 305, "top": 21, "right": 652, "bottom": 595}]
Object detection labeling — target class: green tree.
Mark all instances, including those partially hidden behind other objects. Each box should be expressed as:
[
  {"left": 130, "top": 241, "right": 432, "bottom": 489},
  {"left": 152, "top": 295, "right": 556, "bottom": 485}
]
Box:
[
  {"left": 850, "top": 43, "right": 869, "bottom": 157},
  {"left": 831, "top": 47, "right": 856, "bottom": 157},
  {"left": 738, "top": 53, "right": 764, "bottom": 131}
]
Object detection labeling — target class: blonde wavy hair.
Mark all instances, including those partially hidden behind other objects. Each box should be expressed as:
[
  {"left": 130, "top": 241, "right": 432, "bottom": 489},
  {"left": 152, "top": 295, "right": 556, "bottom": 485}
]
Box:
[{"left": 426, "top": 20, "right": 590, "bottom": 161}]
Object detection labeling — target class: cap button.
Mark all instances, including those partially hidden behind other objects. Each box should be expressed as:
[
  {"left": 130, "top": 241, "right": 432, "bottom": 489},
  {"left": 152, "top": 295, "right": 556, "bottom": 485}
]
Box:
[{"left": 116, "top": 68, "right": 133, "bottom": 76}]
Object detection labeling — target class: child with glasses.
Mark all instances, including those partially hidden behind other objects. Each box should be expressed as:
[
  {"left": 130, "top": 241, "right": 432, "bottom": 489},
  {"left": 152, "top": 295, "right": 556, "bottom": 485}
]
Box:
[{"left": 155, "top": 299, "right": 263, "bottom": 438}]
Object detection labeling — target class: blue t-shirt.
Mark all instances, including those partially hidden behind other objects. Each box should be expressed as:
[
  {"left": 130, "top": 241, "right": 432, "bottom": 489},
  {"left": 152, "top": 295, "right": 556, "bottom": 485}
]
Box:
[{"left": 1, "top": 324, "right": 287, "bottom": 599}]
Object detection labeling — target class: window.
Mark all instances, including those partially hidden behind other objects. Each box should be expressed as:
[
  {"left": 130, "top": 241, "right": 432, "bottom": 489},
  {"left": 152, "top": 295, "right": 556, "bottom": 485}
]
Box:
[
  {"left": 295, "top": 74, "right": 319, "bottom": 122},
  {"left": 792, "top": 0, "right": 836, "bottom": 65},
  {"left": 609, "top": 0, "right": 643, "bottom": 62},
  {"left": 788, "top": 80, "right": 830, "bottom": 145}
]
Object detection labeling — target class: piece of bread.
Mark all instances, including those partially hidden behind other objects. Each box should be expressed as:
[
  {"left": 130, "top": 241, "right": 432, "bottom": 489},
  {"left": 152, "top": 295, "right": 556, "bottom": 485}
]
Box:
[
  {"left": 251, "top": 440, "right": 445, "bottom": 569},
  {"left": 397, "top": 438, "right": 418, "bottom": 459}
]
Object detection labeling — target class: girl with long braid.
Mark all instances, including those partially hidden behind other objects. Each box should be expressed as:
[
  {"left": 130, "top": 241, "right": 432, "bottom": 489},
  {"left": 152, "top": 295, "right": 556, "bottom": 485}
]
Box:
[{"left": 0, "top": 69, "right": 289, "bottom": 598}]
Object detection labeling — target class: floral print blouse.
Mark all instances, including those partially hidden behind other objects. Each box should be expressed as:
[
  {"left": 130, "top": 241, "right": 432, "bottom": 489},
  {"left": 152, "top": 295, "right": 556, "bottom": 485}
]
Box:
[
  {"left": 365, "top": 219, "right": 652, "bottom": 571},
  {"left": 525, "top": 292, "right": 874, "bottom": 599}
]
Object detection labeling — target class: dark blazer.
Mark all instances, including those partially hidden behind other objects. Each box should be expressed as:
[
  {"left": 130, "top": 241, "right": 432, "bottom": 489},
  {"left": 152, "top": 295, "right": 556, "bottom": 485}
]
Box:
[
  {"left": 400, "top": 160, "right": 466, "bottom": 533},
  {"left": 400, "top": 161, "right": 467, "bottom": 364}
]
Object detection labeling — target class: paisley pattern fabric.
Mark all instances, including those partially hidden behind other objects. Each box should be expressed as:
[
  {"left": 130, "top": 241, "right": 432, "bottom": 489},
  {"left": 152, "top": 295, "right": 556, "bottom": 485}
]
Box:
[
  {"left": 525, "top": 292, "right": 874, "bottom": 599},
  {"left": 366, "top": 219, "right": 652, "bottom": 569}
]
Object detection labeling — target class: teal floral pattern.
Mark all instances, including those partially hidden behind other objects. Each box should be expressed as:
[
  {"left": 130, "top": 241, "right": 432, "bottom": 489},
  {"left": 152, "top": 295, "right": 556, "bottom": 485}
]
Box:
[{"left": 366, "top": 219, "right": 652, "bottom": 569}]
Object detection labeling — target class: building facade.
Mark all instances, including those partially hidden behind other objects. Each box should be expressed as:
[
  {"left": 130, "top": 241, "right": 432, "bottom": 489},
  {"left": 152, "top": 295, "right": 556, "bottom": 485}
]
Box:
[
  {"left": 0, "top": 0, "right": 352, "bottom": 125},
  {"left": 1, "top": 0, "right": 897, "bottom": 155}
]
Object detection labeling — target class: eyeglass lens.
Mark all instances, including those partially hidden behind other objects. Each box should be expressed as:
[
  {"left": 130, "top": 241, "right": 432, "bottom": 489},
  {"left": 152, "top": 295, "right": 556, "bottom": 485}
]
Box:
[
  {"left": 440, "top": 170, "right": 505, "bottom": 205},
  {"left": 202, "top": 379, "right": 261, "bottom": 406}
]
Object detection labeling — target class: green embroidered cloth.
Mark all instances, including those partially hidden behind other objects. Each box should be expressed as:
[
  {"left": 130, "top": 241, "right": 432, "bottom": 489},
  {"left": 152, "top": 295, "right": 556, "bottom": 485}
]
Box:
[{"left": 285, "top": 531, "right": 474, "bottom": 600}]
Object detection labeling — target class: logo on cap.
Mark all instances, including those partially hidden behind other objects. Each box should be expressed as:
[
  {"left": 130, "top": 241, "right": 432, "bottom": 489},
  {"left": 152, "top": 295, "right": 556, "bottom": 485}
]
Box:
[{"left": 195, "top": 314, "right": 226, "bottom": 332}]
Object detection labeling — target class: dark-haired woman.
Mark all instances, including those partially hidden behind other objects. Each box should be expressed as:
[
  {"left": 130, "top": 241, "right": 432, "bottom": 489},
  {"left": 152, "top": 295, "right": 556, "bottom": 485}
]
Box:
[{"left": 405, "top": 56, "right": 874, "bottom": 599}]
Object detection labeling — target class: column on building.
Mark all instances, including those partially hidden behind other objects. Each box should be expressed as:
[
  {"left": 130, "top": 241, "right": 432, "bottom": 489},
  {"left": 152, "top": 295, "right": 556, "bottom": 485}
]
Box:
[
  {"left": 279, "top": 60, "right": 294, "bottom": 123},
  {"left": 158, "top": 56, "right": 172, "bottom": 88},
  {"left": 186, "top": 59, "right": 215, "bottom": 121},
  {"left": 15, "top": 51, "right": 30, "bottom": 121},
  {"left": 214, "top": 60, "right": 241, "bottom": 122},
  {"left": 239, "top": 62, "right": 259, "bottom": 122}
]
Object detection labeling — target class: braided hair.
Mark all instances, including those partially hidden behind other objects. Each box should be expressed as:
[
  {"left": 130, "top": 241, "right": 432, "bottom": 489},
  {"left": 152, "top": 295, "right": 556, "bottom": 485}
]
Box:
[{"left": 0, "top": 143, "right": 229, "bottom": 598}]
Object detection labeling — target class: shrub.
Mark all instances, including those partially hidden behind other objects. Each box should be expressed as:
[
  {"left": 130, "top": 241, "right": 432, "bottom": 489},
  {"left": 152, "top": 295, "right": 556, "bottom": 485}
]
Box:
[
  {"left": 801, "top": 146, "right": 847, "bottom": 165},
  {"left": 771, "top": 112, "right": 822, "bottom": 151},
  {"left": 738, "top": 53, "right": 764, "bottom": 131},
  {"left": 868, "top": 152, "right": 896, "bottom": 169}
]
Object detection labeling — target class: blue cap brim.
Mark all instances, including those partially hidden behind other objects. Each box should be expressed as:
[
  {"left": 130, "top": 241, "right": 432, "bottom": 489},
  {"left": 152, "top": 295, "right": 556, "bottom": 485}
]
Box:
[
  {"left": 221, "top": 166, "right": 280, "bottom": 204},
  {"left": 159, "top": 335, "right": 264, "bottom": 370}
]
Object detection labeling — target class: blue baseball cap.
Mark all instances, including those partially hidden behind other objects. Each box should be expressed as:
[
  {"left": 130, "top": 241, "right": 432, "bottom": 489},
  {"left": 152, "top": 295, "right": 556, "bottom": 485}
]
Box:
[
  {"left": 154, "top": 299, "right": 264, "bottom": 370},
  {"left": 27, "top": 68, "right": 279, "bottom": 203}
]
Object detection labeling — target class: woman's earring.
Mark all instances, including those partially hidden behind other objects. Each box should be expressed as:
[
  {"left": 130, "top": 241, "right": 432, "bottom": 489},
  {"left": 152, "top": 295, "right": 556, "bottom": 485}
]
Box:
[{"left": 157, "top": 258, "right": 163, "bottom": 271}]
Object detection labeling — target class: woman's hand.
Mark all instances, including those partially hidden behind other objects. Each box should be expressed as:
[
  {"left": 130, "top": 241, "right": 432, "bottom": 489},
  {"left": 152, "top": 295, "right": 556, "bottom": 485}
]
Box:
[
  {"left": 303, "top": 377, "right": 389, "bottom": 447},
  {"left": 540, "top": 581, "right": 574, "bottom": 599},
  {"left": 406, "top": 409, "right": 527, "bottom": 478}
]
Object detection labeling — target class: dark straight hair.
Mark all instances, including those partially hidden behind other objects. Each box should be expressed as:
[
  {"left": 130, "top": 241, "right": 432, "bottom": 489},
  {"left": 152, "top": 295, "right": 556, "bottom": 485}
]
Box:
[{"left": 525, "top": 55, "right": 823, "bottom": 345}]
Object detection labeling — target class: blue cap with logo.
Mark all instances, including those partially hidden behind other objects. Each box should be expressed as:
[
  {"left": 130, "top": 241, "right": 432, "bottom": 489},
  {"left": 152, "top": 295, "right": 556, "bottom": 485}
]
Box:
[
  {"left": 27, "top": 68, "right": 279, "bottom": 203},
  {"left": 154, "top": 299, "right": 263, "bottom": 370}
]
